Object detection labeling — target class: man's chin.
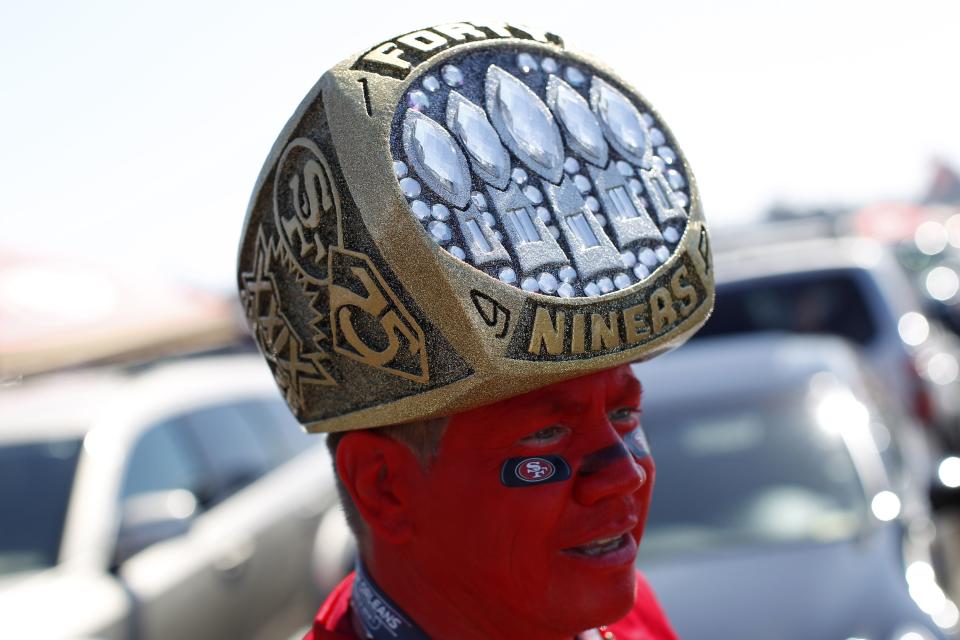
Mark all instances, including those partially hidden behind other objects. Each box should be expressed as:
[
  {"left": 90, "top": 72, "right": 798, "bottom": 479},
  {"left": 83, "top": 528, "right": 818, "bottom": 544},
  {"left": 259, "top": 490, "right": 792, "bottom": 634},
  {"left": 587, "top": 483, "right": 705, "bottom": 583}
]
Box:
[{"left": 543, "top": 561, "right": 638, "bottom": 632}]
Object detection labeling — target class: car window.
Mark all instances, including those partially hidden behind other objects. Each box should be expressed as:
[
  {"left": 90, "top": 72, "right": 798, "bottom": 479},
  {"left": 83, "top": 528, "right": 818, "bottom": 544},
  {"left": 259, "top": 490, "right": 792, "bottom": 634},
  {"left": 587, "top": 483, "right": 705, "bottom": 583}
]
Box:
[
  {"left": 638, "top": 390, "right": 869, "bottom": 560},
  {"left": 239, "top": 398, "right": 320, "bottom": 466},
  {"left": 0, "top": 438, "right": 82, "bottom": 574},
  {"left": 121, "top": 419, "right": 205, "bottom": 500},
  {"left": 698, "top": 271, "right": 878, "bottom": 345},
  {"left": 179, "top": 403, "right": 273, "bottom": 504}
]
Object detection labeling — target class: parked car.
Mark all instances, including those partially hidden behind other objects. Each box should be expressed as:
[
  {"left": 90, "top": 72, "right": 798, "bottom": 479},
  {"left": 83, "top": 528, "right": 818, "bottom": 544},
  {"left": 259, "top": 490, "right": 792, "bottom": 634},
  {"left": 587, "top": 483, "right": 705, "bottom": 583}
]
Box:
[
  {"left": 699, "top": 237, "right": 960, "bottom": 448},
  {"left": 0, "top": 354, "right": 338, "bottom": 640},
  {"left": 633, "top": 334, "right": 960, "bottom": 639}
]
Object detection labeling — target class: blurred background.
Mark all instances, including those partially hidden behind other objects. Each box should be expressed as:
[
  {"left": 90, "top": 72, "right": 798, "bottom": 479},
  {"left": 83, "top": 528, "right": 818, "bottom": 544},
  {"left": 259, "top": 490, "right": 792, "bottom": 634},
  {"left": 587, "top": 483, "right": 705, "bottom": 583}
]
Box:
[{"left": 3, "top": 1, "right": 960, "bottom": 638}]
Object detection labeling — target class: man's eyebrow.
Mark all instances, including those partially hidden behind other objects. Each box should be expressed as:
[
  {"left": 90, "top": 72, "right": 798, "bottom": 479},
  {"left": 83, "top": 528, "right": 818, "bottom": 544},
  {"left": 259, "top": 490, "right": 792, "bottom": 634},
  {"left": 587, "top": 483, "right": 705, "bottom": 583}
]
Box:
[{"left": 608, "top": 379, "right": 642, "bottom": 407}]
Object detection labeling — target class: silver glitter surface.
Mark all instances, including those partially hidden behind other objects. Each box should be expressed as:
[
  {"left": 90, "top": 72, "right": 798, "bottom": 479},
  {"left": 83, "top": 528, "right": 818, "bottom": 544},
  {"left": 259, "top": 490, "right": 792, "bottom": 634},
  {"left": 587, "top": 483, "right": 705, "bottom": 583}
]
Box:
[
  {"left": 472, "top": 191, "right": 488, "bottom": 211},
  {"left": 641, "top": 168, "right": 687, "bottom": 227},
  {"left": 489, "top": 182, "right": 567, "bottom": 275},
  {"left": 588, "top": 162, "right": 664, "bottom": 248},
  {"left": 542, "top": 175, "right": 623, "bottom": 280},
  {"left": 389, "top": 50, "right": 691, "bottom": 300},
  {"left": 453, "top": 204, "right": 511, "bottom": 267}
]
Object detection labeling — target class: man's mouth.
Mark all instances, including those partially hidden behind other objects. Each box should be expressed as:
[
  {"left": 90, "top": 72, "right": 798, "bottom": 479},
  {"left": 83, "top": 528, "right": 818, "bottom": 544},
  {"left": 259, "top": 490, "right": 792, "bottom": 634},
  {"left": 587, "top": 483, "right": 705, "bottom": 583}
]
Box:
[
  {"left": 562, "top": 531, "right": 637, "bottom": 566},
  {"left": 567, "top": 534, "right": 629, "bottom": 556}
]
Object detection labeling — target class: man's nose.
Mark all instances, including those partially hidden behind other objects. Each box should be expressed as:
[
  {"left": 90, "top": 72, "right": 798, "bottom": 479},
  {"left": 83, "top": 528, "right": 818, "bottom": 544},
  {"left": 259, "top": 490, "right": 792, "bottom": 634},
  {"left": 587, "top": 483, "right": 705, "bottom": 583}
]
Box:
[{"left": 572, "top": 440, "right": 647, "bottom": 506}]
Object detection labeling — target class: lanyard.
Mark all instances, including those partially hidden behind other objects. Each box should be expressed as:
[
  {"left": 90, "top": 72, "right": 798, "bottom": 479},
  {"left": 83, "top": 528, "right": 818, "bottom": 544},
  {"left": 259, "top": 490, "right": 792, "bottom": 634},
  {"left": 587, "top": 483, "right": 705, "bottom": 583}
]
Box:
[
  {"left": 351, "top": 561, "right": 614, "bottom": 640},
  {"left": 351, "top": 562, "right": 430, "bottom": 640}
]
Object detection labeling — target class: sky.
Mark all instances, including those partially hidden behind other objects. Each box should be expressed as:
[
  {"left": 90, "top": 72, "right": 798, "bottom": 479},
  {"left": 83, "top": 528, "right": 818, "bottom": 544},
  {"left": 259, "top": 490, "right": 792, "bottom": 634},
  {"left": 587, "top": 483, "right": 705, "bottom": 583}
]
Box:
[{"left": 1, "top": 0, "right": 958, "bottom": 291}]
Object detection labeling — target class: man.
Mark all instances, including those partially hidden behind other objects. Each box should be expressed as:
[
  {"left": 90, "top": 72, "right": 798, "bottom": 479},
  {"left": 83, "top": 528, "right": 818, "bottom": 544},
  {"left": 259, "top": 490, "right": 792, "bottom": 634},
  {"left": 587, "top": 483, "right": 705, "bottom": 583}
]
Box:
[{"left": 238, "top": 22, "right": 713, "bottom": 639}]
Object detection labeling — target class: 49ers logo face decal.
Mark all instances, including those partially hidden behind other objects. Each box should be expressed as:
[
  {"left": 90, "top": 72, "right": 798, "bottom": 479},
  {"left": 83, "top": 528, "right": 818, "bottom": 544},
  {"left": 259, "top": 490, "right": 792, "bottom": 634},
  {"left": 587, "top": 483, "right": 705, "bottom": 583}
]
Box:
[{"left": 501, "top": 455, "right": 571, "bottom": 487}]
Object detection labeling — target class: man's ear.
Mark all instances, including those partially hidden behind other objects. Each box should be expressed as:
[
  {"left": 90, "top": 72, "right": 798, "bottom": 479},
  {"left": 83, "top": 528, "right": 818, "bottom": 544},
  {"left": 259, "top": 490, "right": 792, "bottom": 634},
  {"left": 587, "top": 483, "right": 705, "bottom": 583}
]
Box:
[{"left": 336, "top": 431, "right": 421, "bottom": 545}]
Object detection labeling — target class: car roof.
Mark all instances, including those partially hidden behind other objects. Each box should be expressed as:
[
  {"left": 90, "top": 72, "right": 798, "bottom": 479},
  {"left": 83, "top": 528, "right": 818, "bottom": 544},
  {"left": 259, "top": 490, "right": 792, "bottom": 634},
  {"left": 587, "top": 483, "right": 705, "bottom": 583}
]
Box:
[
  {"left": 0, "top": 354, "right": 279, "bottom": 445},
  {"left": 713, "top": 237, "right": 897, "bottom": 284},
  {"left": 632, "top": 333, "right": 866, "bottom": 407},
  {"left": 0, "top": 369, "right": 126, "bottom": 440}
]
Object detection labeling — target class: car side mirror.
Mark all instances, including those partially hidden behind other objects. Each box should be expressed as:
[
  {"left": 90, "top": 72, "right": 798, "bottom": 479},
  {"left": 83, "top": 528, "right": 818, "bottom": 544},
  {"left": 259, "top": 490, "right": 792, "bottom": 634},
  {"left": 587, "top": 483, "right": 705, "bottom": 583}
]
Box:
[
  {"left": 113, "top": 489, "right": 198, "bottom": 568},
  {"left": 929, "top": 456, "right": 960, "bottom": 513}
]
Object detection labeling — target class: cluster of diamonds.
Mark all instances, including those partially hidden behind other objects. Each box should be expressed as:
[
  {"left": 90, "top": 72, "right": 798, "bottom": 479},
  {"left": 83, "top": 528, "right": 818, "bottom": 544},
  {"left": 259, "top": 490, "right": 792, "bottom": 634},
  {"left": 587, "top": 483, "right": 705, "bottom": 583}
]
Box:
[{"left": 391, "top": 49, "right": 690, "bottom": 298}]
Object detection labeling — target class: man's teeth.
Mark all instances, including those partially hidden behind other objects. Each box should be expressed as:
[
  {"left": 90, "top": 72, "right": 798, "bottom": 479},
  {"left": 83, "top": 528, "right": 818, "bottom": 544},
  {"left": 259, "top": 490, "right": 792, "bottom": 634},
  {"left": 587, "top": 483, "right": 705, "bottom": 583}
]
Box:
[{"left": 576, "top": 534, "right": 625, "bottom": 556}]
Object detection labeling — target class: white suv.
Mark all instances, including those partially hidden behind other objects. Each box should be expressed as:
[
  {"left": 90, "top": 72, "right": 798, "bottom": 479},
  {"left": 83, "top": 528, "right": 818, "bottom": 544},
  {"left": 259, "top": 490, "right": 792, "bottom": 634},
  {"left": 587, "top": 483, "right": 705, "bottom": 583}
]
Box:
[
  {"left": 0, "top": 354, "right": 337, "bottom": 640},
  {"left": 701, "top": 237, "right": 960, "bottom": 447}
]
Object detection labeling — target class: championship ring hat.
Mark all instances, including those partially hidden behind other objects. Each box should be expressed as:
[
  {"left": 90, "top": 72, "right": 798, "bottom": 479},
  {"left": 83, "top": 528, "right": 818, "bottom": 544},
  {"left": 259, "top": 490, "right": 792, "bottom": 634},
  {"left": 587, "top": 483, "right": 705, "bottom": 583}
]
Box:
[{"left": 237, "top": 22, "right": 715, "bottom": 433}]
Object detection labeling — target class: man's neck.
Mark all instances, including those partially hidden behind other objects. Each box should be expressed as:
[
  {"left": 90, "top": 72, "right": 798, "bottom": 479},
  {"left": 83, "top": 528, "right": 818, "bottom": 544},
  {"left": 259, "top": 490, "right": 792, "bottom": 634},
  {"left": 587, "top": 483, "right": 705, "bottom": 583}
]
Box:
[{"left": 358, "top": 555, "right": 596, "bottom": 640}]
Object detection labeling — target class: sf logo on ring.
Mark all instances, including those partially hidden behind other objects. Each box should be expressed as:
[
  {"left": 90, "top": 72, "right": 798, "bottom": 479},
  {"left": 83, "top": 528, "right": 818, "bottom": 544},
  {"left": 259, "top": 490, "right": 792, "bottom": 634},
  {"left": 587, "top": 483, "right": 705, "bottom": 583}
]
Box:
[{"left": 501, "top": 455, "right": 571, "bottom": 488}]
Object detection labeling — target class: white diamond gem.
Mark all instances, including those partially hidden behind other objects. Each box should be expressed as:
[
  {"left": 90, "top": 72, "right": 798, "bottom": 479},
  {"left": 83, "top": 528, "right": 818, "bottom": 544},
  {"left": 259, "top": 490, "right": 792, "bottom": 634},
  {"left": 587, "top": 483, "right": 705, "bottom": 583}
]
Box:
[
  {"left": 538, "top": 272, "right": 559, "bottom": 294},
  {"left": 448, "top": 93, "right": 510, "bottom": 185},
  {"left": 593, "top": 78, "right": 648, "bottom": 162},
  {"left": 487, "top": 66, "right": 564, "bottom": 180}
]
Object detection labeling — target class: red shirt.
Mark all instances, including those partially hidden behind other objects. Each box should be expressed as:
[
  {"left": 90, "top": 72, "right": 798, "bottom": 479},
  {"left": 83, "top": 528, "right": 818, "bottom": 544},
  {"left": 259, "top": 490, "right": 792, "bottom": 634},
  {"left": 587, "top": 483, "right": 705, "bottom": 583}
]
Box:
[{"left": 304, "top": 571, "right": 678, "bottom": 640}]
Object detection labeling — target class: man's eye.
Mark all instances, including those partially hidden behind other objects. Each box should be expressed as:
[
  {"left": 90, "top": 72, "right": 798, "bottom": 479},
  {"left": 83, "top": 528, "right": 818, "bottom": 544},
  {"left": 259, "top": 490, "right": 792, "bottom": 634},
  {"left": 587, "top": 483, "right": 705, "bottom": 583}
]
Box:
[
  {"left": 609, "top": 408, "right": 641, "bottom": 427},
  {"left": 519, "top": 425, "right": 570, "bottom": 445}
]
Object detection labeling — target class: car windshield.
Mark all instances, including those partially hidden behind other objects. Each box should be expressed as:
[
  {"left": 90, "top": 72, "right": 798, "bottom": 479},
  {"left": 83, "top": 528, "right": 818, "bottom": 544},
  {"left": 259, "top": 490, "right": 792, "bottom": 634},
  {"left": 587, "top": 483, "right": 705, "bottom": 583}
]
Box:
[
  {"left": 696, "top": 272, "right": 878, "bottom": 345},
  {"left": 639, "top": 391, "right": 870, "bottom": 560},
  {"left": 0, "top": 438, "right": 82, "bottom": 574}
]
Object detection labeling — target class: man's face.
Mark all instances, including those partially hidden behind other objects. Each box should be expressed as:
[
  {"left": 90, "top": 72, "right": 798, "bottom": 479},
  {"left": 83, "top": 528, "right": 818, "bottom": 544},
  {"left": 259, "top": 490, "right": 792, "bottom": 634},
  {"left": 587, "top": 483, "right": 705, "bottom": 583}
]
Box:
[{"left": 407, "top": 364, "right": 653, "bottom": 635}]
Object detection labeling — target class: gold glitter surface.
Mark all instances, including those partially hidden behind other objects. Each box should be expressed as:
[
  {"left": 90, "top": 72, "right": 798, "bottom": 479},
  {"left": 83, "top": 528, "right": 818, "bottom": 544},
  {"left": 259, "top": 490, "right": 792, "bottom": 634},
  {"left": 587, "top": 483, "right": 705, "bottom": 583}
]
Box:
[{"left": 236, "top": 23, "right": 714, "bottom": 432}]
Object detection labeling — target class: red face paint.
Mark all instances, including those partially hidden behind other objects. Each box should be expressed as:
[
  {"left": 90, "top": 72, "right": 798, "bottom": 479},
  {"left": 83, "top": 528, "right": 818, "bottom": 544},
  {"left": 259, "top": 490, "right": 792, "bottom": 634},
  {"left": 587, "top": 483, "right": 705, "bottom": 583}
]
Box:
[{"left": 395, "top": 364, "right": 654, "bottom": 639}]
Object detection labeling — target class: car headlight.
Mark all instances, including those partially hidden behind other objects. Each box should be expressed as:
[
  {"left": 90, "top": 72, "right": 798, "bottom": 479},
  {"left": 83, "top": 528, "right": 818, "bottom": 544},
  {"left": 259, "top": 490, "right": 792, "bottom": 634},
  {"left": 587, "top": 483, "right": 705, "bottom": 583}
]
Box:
[{"left": 889, "top": 625, "right": 938, "bottom": 640}]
